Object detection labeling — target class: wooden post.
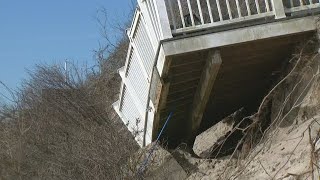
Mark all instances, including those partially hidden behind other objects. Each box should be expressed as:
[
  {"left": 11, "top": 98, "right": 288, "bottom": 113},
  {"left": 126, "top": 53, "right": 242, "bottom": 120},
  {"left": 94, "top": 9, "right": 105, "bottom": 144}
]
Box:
[
  {"left": 152, "top": 57, "right": 172, "bottom": 140},
  {"left": 190, "top": 50, "right": 222, "bottom": 138},
  {"left": 271, "top": 0, "right": 286, "bottom": 19}
]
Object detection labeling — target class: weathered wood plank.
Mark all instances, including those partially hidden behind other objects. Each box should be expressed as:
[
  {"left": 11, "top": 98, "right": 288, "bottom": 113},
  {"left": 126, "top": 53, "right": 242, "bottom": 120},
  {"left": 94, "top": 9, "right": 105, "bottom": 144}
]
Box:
[{"left": 190, "top": 50, "right": 222, "bottom": 137}]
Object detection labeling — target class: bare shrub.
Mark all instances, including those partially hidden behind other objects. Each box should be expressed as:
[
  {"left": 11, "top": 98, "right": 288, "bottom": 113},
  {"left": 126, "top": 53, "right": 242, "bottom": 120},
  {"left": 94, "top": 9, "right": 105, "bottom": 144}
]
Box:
[
  {"left": 0, "top": 61, "right": 139, "bottom": 179},
  {"left": 0, "top": 6, "right": 139, "bottom": 179}
]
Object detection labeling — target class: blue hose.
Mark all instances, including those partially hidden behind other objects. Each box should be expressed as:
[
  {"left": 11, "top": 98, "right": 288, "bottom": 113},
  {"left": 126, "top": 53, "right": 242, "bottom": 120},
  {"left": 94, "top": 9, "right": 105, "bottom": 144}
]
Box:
[{"left": 137, "top": 111, "right": 174, "bottom": 177}]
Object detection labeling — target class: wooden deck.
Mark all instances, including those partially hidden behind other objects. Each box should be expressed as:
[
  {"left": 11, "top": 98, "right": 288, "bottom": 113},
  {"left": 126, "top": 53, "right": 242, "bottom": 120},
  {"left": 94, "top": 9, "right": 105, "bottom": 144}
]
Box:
[{"left": 113, "top": 0, "right": 320, "bottom": 147}]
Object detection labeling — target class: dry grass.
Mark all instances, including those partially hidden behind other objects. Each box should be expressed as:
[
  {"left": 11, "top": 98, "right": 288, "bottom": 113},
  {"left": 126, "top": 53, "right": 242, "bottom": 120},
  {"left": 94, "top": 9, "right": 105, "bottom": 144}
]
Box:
[{"left": 0, "top": 26, "right": 139, "bottom": 180}]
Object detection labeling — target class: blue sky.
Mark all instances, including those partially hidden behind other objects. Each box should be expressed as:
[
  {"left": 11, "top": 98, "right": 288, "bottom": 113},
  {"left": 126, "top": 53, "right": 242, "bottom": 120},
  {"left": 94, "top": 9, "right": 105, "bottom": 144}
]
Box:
[{"left": 0, "top": 0, "right": 133, "bottom": 102}]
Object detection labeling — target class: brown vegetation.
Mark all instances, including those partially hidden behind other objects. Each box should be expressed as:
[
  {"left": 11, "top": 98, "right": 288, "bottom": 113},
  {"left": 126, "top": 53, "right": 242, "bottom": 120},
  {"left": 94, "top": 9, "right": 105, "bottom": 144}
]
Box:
[{"left": 0, "top": 9, "right": 139, "bottom": 179}]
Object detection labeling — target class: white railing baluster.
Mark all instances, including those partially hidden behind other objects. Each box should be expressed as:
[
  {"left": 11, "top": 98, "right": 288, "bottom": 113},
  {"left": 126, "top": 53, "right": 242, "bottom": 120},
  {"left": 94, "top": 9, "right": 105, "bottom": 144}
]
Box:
[
  {"left": 168, "top": 0, "right": 177, "bottom": 30},
  {"left": 290, "top": 0, "right": 294, "bottom": 8},
  {"left": 206, "top": 0, "right": 214, "bottom": 23},
  {"left": 255, "top": 0, "right": 261, "bottom": 14},
  {"left": 309, "top": 0, "right": 313, "bottom": 5},
  {"left": 187, "top": 0, "right": 196, "bottom": 26},
  {"left": 159, "top": 0, "right": 301, "bottom": 34},
  {"left": 235, "top": 0, "right": 242, "bottom": 17},
  {"left": 226, "top": 0, "right": 233, "bottom": 19},
  {"left": 245, "top": 0, "right": 251, "bottom": 15},
  {"left": 271, "top": 0, "right": 286, "bottom": 19},
  {"left": 177, "top": 0, "right": 186, "bottom": 28},
  {"left": 265, "top": 0, "right": 270, "bottom": 12},
  {"left": 216, "top": 0, "right": 223, "bottom": 21},
  {"left": 299, "top": 0, "right": 304, "bottom": 6},
  {"left": 197, "top": 0, "right": 205, "bottom": 24}
]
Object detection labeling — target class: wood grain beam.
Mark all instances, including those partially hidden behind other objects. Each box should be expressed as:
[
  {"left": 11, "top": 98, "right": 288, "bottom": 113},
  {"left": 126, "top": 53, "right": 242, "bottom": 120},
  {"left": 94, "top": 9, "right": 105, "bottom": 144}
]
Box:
[{"left": 190, "top": 50, "right": 222, "bottom": 137}]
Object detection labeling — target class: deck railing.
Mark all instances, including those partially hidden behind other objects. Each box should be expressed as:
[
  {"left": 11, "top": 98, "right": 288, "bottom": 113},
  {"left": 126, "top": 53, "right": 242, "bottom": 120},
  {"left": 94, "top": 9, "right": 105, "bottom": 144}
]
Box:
[
  {"left": 138, "top": 0, "right": 319, "bottom": 36},
  {"left": 117, "top": 0, "right": 320, "bottom": 146},
  {"left": 284, "top": 0, "right": 320, "bottom": 13},
  {"left": 166, "top": 0, "right": 274, "bottom": 33}
]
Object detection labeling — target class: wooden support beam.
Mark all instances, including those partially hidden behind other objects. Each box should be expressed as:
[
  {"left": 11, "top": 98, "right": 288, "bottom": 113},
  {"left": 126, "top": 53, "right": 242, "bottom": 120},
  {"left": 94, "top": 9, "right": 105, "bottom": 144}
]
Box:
[
  {"left": 152, "top": 57, "right": 172, "bottom": 140},
  {"left": 190, "top": 50, "right": 222, "bottom": 137}
]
